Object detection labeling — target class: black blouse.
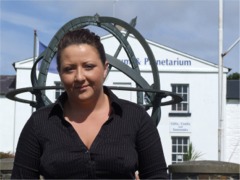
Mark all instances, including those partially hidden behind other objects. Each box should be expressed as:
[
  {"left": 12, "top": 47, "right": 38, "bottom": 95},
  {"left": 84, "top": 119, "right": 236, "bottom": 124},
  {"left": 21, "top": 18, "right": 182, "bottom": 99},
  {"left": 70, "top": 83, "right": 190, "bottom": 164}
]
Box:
[{"left": 11, "top": 87, "right": 168, "bottom": 179}]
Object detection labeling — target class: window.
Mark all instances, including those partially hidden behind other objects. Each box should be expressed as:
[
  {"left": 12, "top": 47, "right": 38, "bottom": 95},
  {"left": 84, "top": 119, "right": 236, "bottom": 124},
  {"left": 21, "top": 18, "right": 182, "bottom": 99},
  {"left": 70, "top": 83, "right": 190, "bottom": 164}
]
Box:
[
  {"left": 172, "top": 137, "right": 189, "bottom": 164},
  {"left": 55, "top": 81, "right": 64, "bottom": 99},
  {"left": 170, "top": 84, "right": 191, "bottom": 117},
  {"left": 112, "top": 82, "right": 132, "bottom": 101}
]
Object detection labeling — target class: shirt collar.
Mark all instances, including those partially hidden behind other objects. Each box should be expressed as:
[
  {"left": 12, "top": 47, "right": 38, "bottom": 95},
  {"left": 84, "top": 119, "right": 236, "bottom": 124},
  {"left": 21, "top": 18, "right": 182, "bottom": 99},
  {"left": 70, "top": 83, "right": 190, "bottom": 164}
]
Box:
[
  {"left": 49, "top": 86, "right": 123, "bottom": 117},
  {"left": 103, "top": 86, "right": 123, "bottom": 116}
]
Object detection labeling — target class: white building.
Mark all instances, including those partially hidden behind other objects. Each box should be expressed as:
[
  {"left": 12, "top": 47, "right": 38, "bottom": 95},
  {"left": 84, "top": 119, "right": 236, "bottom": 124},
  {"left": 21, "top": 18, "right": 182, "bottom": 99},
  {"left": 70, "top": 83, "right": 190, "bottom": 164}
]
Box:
[
  {"left": 0, "top": 76, "right": 16, "bottom": 153},
  {"left": 1, "top": 33, "right": 237, "bottom": 166},
  {"left": 225, "top": 80, "right": 240, "bottom": 164}
]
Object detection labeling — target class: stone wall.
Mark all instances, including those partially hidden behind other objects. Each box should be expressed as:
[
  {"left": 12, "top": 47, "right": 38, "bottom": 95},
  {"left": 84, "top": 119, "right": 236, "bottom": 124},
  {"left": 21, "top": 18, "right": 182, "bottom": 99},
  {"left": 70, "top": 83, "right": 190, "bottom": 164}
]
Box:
[
  {"left": 2, "top": 158, "right": 240, "bottom": 179},
  {"left": 168, "top": 160, "right": 240, "bottom": 180},
  {"left": 0, "top": 158, "right": 13, "bottom": 179}
]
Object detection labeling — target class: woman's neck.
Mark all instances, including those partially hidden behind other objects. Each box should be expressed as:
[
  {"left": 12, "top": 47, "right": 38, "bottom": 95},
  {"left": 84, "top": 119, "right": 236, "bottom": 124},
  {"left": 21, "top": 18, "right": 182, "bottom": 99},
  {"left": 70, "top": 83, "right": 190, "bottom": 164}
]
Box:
[{"left": 64, "top": 92, "right": 109, "bottom": 121}]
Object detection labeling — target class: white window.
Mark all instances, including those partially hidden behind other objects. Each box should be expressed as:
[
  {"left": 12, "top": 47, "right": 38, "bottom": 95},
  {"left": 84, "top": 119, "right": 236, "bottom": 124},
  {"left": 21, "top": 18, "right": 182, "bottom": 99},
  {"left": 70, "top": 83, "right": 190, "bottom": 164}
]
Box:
[
  {"left": 112, "top": 82, "right": 132, "bottom": 101},
  {"left": 54, "top": 81, "right": 64, "bottom": 99},
  {"left": 172, "top": 137, "right": 189, "bottom": 164},
  {"left": 171, "top": 84, "right": 189, "bottom": 112}
]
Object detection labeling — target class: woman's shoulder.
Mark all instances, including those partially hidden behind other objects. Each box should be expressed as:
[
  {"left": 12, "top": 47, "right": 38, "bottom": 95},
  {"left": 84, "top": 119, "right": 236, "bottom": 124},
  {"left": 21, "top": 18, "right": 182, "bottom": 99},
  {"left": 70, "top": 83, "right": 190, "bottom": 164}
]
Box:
[
  {"left": 106, "top": 88, "right": 146, "bottom": 113},
  {"left": 119, "top": 98, "right": 145, "bottom": 110},
  {"left": 23, "top": 103, "right": 62, "bottom": 135},
  {"left": 33, "top": 103, "right": 55, "bottom": 113},
  {"left": 117, "top": 98, "right": 149, "bottom": 118},
  {"left": 30, "top": 102, "right": 59, "bottom": 122}
]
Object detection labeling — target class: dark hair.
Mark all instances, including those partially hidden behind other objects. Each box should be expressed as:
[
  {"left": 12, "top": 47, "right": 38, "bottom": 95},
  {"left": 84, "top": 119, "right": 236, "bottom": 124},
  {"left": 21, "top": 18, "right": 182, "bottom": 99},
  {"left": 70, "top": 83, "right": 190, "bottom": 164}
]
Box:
[{"left": 56, "top": 28, "right": 106, "bottom": 71}]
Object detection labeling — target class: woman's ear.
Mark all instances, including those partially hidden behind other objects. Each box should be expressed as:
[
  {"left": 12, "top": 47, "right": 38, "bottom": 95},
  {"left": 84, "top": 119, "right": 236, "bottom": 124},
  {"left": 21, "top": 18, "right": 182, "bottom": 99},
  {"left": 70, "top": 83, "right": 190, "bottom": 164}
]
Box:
[{"left": 103, "top": 61, "right": 109, "bottom": 79}]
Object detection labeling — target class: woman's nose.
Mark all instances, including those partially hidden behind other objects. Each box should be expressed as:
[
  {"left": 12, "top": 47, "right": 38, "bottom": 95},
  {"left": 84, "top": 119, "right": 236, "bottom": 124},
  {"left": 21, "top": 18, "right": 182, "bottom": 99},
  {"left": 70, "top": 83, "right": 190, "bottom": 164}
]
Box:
[{"left": 74, "top": 69, "right": 85, "bottom": 82}]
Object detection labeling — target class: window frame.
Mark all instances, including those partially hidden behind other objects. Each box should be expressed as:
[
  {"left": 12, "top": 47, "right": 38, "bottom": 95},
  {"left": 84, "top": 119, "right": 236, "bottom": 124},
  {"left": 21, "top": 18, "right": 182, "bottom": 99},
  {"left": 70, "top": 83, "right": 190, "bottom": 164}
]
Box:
[
  {"left": 171, "top": 136, "right": 190, "bottom": 164},
  {"left": 169, "top": 84, "right": 191, "bottom": 117}
]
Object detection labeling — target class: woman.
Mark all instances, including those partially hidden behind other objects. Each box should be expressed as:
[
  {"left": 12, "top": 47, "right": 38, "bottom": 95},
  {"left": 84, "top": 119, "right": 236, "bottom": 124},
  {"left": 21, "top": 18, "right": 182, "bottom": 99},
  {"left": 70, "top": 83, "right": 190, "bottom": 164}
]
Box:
[{"left": 11, "top": 29, "right": 168, "bottom": 179}]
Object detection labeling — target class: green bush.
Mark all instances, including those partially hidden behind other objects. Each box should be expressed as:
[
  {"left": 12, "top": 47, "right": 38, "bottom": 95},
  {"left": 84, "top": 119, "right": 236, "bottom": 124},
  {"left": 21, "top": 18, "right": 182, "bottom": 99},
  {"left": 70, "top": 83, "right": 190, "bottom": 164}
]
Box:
[
  {"left": 0, "top": 151, "right": 15, "bottom": 159},
  {"left": 183, "top": 142, "right": 203, "bottom": 161}
]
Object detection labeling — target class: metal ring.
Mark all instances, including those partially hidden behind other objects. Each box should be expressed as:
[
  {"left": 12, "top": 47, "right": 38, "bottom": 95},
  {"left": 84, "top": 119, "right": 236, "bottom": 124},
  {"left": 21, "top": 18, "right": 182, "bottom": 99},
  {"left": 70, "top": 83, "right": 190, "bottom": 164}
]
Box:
[{"left": 6, "top": 86, "right": 182, "bottom": 107}]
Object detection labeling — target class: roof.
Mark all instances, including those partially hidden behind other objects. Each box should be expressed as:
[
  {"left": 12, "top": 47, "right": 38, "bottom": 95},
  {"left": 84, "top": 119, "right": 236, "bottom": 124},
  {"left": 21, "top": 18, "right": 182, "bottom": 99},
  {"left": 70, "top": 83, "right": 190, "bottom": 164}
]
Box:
[
  {"left": 101, "top": 33, "right": 230, "bottom": 73},
  {"left": 0, "top": 75, "right": 16, "bottom": 95},
  {"left": 227, "top": 80, "right": 240, "bottom": 99}
]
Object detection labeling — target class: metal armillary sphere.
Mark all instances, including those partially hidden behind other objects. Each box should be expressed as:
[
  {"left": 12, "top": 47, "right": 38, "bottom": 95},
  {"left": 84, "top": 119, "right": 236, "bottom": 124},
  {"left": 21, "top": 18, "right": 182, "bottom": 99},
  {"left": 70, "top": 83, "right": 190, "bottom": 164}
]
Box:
[{"left": 6, "top": 14, "right": 182, "bottom": 126}]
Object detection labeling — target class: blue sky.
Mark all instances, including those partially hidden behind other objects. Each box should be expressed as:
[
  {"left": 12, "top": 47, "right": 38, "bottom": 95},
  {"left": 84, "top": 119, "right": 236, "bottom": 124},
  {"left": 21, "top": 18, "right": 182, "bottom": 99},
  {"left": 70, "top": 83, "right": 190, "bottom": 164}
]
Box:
[{"left": 0, "top": 0, "right": 239, "bottom": 75}]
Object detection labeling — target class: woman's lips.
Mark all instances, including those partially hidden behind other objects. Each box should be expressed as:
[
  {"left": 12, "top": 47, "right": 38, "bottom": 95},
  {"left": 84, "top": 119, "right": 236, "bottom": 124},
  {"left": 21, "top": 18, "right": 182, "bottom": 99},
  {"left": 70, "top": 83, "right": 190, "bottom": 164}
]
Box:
[{"left": 74, "top": 85, "right": 88, "bottom": 91}]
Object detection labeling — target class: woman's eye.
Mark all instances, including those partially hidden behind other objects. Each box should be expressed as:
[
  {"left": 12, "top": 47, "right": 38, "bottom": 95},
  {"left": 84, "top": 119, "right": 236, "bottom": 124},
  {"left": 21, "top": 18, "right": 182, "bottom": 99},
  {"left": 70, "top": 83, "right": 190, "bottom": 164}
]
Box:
[
  {"left": 85, "top": 64, "right": 95, "bottom": 70},
  {"left": 63, "top": 67, "right": 74, "bottom": 73}
]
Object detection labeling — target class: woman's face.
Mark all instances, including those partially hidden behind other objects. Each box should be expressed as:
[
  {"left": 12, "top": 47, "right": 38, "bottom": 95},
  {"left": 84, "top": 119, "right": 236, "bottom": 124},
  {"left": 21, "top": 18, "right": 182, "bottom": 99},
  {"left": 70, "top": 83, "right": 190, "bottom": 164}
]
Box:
[{"left": 59, "top": 44, "right": 108, "bottom": 104}]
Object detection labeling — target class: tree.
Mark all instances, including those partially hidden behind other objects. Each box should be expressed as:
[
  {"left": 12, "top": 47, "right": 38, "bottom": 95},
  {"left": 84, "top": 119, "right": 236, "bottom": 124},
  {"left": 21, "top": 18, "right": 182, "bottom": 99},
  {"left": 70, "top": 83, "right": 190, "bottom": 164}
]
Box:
[{"left": 227, "top": 72, "right": 240, "bottom": 80}]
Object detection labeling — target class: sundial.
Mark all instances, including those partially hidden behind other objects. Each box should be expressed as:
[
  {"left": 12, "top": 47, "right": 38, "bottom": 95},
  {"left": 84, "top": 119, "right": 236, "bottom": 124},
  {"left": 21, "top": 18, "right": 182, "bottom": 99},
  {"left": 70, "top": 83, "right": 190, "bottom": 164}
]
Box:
[{"left": 6, "top": 14, "right": 182, "bottom": 126}]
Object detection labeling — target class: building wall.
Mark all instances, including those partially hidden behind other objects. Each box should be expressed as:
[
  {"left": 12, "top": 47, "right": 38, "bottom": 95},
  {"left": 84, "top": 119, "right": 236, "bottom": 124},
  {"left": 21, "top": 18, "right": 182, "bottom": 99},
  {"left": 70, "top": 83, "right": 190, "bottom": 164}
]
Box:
[
  {"left": 13, "top": 67, "right": 34, "bottom": 152},
  {"left": 225, "top": 99, "right": 240, "bottom": 163},
  {"left": 159, "top": 72, "right": 219, "bottom": 164},
  {"left": 0, "top": 95, "right": 15, "bottom": 152}
]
